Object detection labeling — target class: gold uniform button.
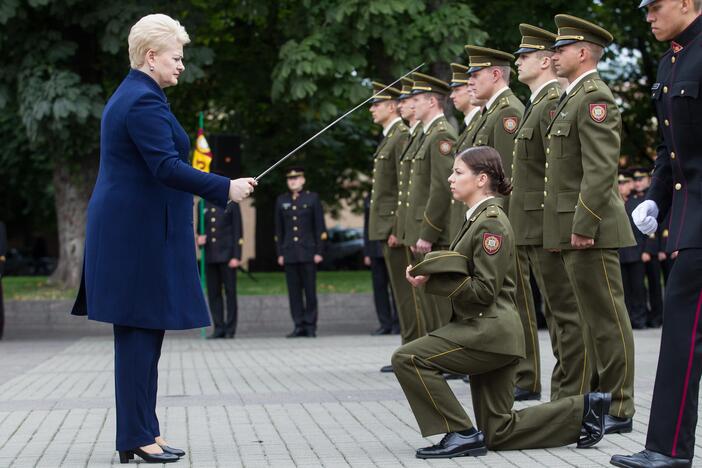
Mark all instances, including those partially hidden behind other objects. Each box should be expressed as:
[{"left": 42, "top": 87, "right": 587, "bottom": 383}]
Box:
[
  {"left": 293, "top": 226, "right": 298, "bottom": 231},
  {"left": 211, "top": 227, "right": 216, "bottom": 232},
  {"left": 681, "top": 89, "right": 686, "bottom": 95},
  {"left": 406, "top": 203, "right": 410, "bottom": 207},
  {"left": 512, "top": 151, "right": 516, "bottom": 156},
  {"left": 210, "top": 208, "right": 216, "bottom": 213},
  {"left": 546, "top": 148, "right": 551, "bottom": 155},
  {"left": 544, "top": 177, "right": 548, "bottom": 182},
  {"left": 293, "top": 216, "right": 298, "bottom": 220},
  {"left": 544, "top": 191, "right": 548, "bottom": 197},
  {"left": 292, "top": 206, "right": 297, "bottom": 210},
  {"left": 210, "top": 217, "right": 216, "bottom": 222},
  {"left": 671, "top": 152, "right": 676, "bottom": 159},
  {"left": 478, "top": 313, "right": 483, "bottom": 317},
  {"left": 212, "top": 238, "right": 217, "bottom": 243},
  {"left": 672, "top": 56, "right": 676, "bottom": 63},
  {"left": 294, "top": 236, "right": 299, "bottom": 242},
  {"left": 663, "top": 86, "right": 668, "bottom": 93},
  {"left": 548, "top": 135, "right": 551, "bottom": 140},
  {"left": 675, "top": 183, "right": 682, "bottom": 190},
  {"left": 540, "top": 203, "right": 544, "bottom": 208},
  {"left": 545, "top": 162, "right": 549, "bottom": 169},
  {"left": 665, "top": 119, "right": 670, "bottom": 126}
]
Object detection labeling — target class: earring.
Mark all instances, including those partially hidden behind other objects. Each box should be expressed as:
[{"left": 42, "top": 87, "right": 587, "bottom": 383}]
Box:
[{"left": 149, "top": 66, "right": 154, "bottom": 71}]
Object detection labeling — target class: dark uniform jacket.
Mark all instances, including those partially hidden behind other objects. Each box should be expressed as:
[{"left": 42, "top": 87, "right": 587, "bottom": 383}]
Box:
[
  {"left": 274, "top": 190, "right": 327, "bottom": 264},
  {"left": 369, "top": 119, "right": 409, "bottom": 241},
  {"left": 542, "top": 72, "right": 635, "bottom": 250},
  {"left": 414, "top": 198, "right": 525, "bottom": 358},
  {"left": 647, "top": 15, "right": 702, "bottom": 253},
  {"left": 508, "top": 81, "right": 561, "bottom": 245},
  {"left": 198, "top": 201, "right": 243, "bottom": 264}
]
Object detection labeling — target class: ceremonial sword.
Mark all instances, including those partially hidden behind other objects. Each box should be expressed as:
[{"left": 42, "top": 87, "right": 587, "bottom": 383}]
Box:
[{"left": 255, "top": 63, "right": 425, "bottom": 181}]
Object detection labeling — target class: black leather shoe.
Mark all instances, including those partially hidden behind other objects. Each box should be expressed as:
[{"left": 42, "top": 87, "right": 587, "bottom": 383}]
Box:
[
  {"left": 159, "top": 445, "right": 185, "bottom": 457},
  {"left": 118, "top": 448, "right": 179, "bottom": 464},
  {"left": 605, "top": 415, "right": 633, "bottom": 434},
  {"left": 225, "top": 332, "right": 235, "bottom": 339},
  {"left": 371, "top": 327, "right": 392, "bottom": 335},
  {"left": 207, "top": 332, "right": 225, "bottom": 339},
  {"left": 415, "top": 431, "right": 487, "bottom": 459},
  {"left": 379, "top": 365, "right": 394, "bottom": 373},
  {"left": 514, "top": 387, "right": 541, "bottom": 401},
  {"left": 610, "top": 449, "right": 692, "bottom": 467},
  {"left": 578, "top": 392, "right": 611, "bottom": 448},
  {"left": 286, "top": 328, "right": 305, "bottom": 338},
  {"left": 306, "top": 329, "right": 316, "bottom": 337}
]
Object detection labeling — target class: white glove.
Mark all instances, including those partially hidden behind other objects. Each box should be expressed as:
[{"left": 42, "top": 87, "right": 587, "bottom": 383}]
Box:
[{"left": 631, "top": 200, "right": 659, "bottom": 235}]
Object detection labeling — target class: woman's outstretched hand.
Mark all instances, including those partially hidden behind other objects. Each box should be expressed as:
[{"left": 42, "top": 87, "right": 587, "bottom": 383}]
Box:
[{"left": 229, "top": 178, "right": 257, "bottom": 202}]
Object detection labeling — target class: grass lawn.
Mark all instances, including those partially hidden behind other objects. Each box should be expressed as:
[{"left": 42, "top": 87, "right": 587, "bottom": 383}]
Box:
[{"left": 3, "top": 270, "right": 373, "bottom": 301}]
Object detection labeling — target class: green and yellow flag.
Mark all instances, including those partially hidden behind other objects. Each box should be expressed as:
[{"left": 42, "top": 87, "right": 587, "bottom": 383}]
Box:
[{"left": 192, "top": 127, "right": 213, "bottom": 173}]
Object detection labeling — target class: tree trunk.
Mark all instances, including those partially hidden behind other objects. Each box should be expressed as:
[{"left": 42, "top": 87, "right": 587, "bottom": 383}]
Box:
[{"left": 49, "top": 161, "right": 97, "bottom": 288}]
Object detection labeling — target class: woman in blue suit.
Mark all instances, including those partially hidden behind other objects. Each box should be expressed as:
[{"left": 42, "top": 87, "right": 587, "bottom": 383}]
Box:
[{"left": 71, "top": 14, "right": 256, "bottom": 464}]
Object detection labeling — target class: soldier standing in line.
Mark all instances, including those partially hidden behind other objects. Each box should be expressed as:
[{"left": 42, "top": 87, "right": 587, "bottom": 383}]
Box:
[
  {"left": 447, "top": 63, "right": 485, "bottom": 241},
  {"left": 618, "top": 171, "right": 648, "bottom": 330},
  {"left": 632, "top": 169, "right": 663, "bottom": 328},
  {"left": 612, "top": 1, "right": 702, "bottom": 466},
  {"left": 544, "top": 14, "right": 636, "bottom": 435},
  {"left": 366, "top": 81, "right": 409, "bottom": 372},
  {"left": 465, "top": 45, "right": 542, "bottom": 400},
  {"left": 510, "top": 24, "right": 590, "bottom": 401},
  {"left": 404, "top": 72, "right": 457, "bottom": 332},
  {"left": 197, "top": 200, "right": 244, "bottom": 338},
  {"left": 275, "top": 167, "right": 327, "bottom": 338},
  {"left": 393, "top": 78, "right": 430, "bottom": 344}
]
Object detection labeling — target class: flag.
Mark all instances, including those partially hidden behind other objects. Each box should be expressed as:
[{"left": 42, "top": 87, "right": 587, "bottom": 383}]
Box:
[{"left": 192, "top": 128, "right": 213, "bottom": 173}]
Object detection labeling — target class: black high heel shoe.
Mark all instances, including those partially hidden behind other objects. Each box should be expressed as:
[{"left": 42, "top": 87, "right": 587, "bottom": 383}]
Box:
[
  {"left": 118, "top": 447, "right": 179, "bottom": 464},
  {"left": 159, "top": 444, "right": 186, "bottom": 457}
]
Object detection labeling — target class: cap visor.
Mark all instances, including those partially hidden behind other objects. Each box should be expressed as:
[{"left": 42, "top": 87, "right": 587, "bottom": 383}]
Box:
[
  {"left": 467, "top": 66, "right": 484, "bottom": 74},
  {"left": 450, "top": 82, "right": 469, "bottom": 88},
  {"left": 638, "top": 0, "right": 656, "bottom": 7},
  {"left": 513, "top": 47, "right": 538, "bottom": 56},
  {"left": 552, "top": 39, "right": 578, "bottom": 49}
]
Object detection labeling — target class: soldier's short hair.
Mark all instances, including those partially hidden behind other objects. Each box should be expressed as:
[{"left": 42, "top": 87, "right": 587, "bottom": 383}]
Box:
[
  {"left": 424, "top": 92, "right": 448, "bottom": 110},
  {"left": 128, "top": 14, "right": 190, "bottom": 69},
  {"left": 583, "top": 42, "right": 605, "bottom": 61},
  {"left": 494, "top": 66, "right": 511, "bottom": 82}
]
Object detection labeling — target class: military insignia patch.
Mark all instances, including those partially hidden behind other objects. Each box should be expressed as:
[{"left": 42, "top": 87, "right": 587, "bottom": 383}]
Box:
[
  {"left": 438, "top": 140, "right": 453, "bottom": 155},
  {"left": 549, "top": 110, "right": 557, "bottom": 120},
  {"left": 503, "top": 117, "right": 518, "bottom": 134},
  {"left": 589, "top": 103, "right": 607, "bottom": 123},
  {"left": 482, "top": 233, "right": 503, "bottom": 255}
]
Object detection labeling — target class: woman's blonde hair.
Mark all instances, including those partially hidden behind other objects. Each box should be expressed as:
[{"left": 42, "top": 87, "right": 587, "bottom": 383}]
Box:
[{"left": 128, "top": 14, "right": 190, "bottom": 69}]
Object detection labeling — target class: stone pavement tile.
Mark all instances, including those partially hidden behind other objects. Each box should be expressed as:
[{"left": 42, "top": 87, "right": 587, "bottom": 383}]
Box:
[{"left": 0, "top": 330, "right": 700, "bottom": 467}]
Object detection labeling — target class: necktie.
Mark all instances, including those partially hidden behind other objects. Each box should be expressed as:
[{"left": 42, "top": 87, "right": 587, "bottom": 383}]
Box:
[{"left": 558, "top": 92, "right": 567, "bottom": 105}]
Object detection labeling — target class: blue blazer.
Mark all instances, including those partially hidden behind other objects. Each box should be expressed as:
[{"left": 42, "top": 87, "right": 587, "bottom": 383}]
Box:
[{"left": 72, "top": 69, "right": 230, "bottom": 330}]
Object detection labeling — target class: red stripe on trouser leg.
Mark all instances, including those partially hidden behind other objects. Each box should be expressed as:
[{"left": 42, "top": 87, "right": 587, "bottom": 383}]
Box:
[{"left": 671, "top": 289, "right": 702, "bottom": 457}]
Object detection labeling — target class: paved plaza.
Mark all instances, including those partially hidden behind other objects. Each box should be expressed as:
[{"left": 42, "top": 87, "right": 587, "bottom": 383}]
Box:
[{"left": 0, "top": 328, "right": 700, "bottom": 467}]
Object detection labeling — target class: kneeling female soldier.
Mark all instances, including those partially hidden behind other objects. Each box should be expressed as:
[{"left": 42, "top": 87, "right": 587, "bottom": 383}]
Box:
[{"left": 392, "top": 146, "right": 609, "bottom": 458}]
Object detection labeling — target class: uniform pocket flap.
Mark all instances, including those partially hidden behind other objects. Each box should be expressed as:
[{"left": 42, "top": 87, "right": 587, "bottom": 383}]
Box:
[
  {"left": 516, "top": 127, "right": 534, "bottom": 140},
  {"left": 672, "top": 81, "right": 699, "bottom": 98},
  {"left": 378, "top": 202, "right": 396, "bottom": 216},
  {"left": 557, "top": 192, "right": 579, "bottom": 213},
  {"left": 550, "top": 121, "right": 571, "bottom": 137},
  {"left": 474, "top": 134, "right": 489, "bottom": 146},
  {"left": 523, "top": 191, "right": 544, "bottom": 211}
]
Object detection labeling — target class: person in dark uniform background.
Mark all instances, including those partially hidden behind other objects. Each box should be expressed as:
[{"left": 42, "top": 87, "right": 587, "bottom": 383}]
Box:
[
  {"left": 612, "top": 1, "right": 702, "bottom": 466},
  {"left": 363, "top": 195, "right": 399, "bottom": 335},
  {"left": 0, "top": 221, "right": 6, "bottom": 340},
  {"left": 618, "top": 171, "right": 648, "bottom": 329},
  {"left": 197, "top": 200, "right": 243, "bottom": 339},
  {"left": 275, "top": 167, "right": 327, "bottom": 338},
  {"left": 632, "top": 168, "right": 663, "bottom": 328}
]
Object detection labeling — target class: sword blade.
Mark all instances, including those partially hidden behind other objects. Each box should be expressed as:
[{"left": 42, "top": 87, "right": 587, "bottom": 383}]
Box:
[{"left": 255, "top": 63, "right": 424, "bottom": 181}]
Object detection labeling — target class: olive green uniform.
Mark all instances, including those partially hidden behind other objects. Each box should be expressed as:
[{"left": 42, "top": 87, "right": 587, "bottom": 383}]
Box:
[
  {"left": 404, "top": 114, "right": 457, "bottom": 332},
  {"left": 543, "top": 70, "right": 636, "bottom": 418},
  {"left": 448, "top": 108, "right": 482, "bottom": 241},
  {"left": 369, "top": 117, "right": 412, "bottom": 343},
  {"left": 509, "top": 79, "right": 591, "bottom": 399},
  {"left": 395, "top": 121, "right": 428, "bottom": 342},
  {"left": 392, "top": 199, "right": 585, "bottom": 448}
]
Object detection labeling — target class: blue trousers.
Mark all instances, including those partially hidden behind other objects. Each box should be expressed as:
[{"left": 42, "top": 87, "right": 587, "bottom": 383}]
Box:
[{"left": 113, "top": 325, "right": 165, "bottom": 451}]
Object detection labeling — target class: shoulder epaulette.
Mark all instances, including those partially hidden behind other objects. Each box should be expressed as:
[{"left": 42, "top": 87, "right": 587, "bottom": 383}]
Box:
[
  {"left": 486, "top": 206, "right": 500, "bottom": 218},
  {"left": 547, "top": 87, "right": 560, "bottom": 100},
  {"left": 584, "top": 79, "right": 598, "bottom": 93}
]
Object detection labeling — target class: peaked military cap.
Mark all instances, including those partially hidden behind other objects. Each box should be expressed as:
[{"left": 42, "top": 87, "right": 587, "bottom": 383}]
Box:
[
  {"left": 398, "top": 77, "right": 414, "bottom": 100},
  {"left": 464, "top": 45, "right": 515, "bottom": 74},
  {"left": 449, "top": 63, "right": 470, "bottom": 87},
  {"left": 285, "top": 166, "right": 305, "bottom": 178},
  {"left": 370, "top": 81, "right": 402, "bottom": 104},
  {"left": 514, "top": 24, "right": 557, "bottom": 55},
  {"left": 409, "top": 250, "right": 469, "bottom": 277},
  {"left": 553, "top": 14, "right": 614, "bottom": 49},
  {"left": 410, "top": 72, "right": 451, "bottom": 96},
  {"left": 618, "top": 170, "right": 633, "bottom": 183},
  {"left": 633, "top": 168, "right": 651, "bottom": 179},
  {"left": 638, "top": 0, "right": 657, "bottom": 7}
]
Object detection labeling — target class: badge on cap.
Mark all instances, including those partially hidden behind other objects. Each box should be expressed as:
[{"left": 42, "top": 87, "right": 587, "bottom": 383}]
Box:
[
  {"left": 482, "top": 233, "right": 503, "bottom": 255},
  {"left": 503, "top": 117, "right": 519, "bottom": 134},
  {"left": 439, "top": 140, "right": 453, "bottom": 155},
  {"left": 589, "top": 103, "right": 607, "bottom": 123}
]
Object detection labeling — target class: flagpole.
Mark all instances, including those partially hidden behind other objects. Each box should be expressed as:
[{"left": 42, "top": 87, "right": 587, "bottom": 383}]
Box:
[{"left": 198, "top": 111, "right": 207, "bottom": 339}]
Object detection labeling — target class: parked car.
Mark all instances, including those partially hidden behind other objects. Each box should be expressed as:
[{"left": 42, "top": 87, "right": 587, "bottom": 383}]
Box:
[
  {"left": 4, "top": 248, "right": 57, "bottom": 276},
  {"left": 320, "top": 226, "right": 364, "bottom": 270}
]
